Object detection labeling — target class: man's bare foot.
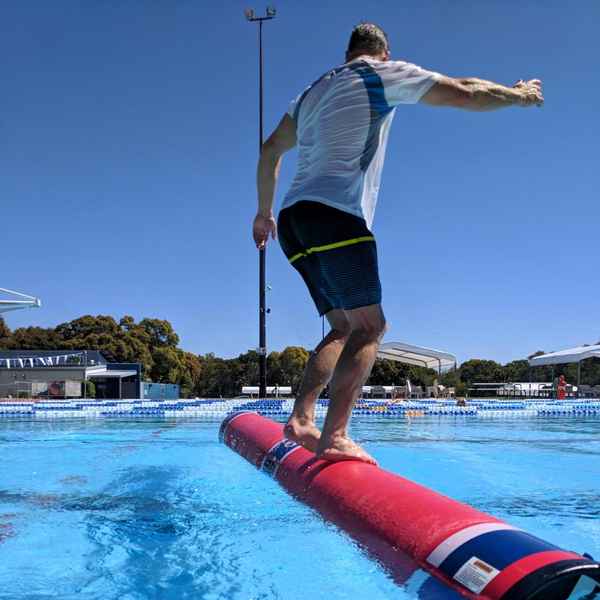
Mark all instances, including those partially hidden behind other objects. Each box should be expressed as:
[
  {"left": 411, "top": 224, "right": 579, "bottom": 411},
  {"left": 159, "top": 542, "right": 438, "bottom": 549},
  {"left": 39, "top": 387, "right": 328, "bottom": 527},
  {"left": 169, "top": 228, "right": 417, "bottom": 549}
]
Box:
[
  {"left": 316, "top": 435, "right": 378, "bottom": 466},
  {"left": 284, "top": 417, "right": 321, "bottom": 452}
]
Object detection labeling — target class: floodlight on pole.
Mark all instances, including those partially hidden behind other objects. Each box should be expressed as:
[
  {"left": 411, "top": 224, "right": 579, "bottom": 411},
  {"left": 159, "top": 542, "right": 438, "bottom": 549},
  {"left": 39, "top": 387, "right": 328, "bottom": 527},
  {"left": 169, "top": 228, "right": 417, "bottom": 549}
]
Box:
[
  {"left": 244, "top": 6, "right": 276, "bottom": 22},
  {"left": 245, "top": 7, "right": 277, "bottom": 399}
]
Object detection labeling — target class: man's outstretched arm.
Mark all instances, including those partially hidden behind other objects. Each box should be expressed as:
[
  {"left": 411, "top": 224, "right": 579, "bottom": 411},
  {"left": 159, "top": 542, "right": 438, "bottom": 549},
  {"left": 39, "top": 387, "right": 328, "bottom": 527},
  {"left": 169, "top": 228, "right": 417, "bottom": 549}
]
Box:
[
  {"left": 421, "top": 76, "right": 543, "bottom": 111},
  {"left": 253, "top": 113, "right": 297, "bottom": 249}
]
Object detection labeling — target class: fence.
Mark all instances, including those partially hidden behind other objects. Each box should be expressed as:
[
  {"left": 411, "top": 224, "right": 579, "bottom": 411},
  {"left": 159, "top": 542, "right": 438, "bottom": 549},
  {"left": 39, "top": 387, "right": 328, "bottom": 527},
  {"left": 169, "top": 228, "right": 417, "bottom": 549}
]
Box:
[{"left": 468, "top": 387, "right": 600, "bottom": 400}]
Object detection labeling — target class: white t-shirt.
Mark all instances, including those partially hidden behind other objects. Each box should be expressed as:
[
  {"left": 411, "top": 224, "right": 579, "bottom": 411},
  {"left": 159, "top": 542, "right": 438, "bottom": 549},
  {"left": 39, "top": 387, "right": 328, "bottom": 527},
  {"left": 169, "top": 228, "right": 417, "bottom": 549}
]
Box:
[{"left": 281, "top": 57, "right": 441, "bottom": 229}]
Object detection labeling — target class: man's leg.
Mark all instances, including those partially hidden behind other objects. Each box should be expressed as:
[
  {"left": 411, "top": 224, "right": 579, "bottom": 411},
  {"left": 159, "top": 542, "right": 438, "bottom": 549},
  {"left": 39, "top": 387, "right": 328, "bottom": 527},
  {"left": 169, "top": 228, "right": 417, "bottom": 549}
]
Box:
[
  {"left": 284, "top": 309, "right": 350, "bottom": 451},
  {"left": 316, "top": 304, "right": 387, "bottom": 465}
]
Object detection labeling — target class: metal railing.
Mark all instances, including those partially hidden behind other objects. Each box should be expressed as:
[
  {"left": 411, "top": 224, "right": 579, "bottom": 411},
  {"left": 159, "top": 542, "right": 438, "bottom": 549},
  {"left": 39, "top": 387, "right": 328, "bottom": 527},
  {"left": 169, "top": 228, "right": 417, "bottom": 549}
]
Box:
[{"left": 467, "top": 388, "right": 600, "bottom": 400}]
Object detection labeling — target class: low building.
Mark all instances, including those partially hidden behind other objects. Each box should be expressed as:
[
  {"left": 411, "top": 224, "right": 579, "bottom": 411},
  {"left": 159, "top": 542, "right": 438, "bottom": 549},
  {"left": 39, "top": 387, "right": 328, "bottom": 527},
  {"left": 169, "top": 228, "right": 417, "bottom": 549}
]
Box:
[
  {"left": 241, "top": 385, "right": 292, "bottom": 398},
  {"left": 0, "top": 350, "right": 179, "bottom": 400},
  {"left": 468, "top": 382, "right": 559, "bottom": 399}
]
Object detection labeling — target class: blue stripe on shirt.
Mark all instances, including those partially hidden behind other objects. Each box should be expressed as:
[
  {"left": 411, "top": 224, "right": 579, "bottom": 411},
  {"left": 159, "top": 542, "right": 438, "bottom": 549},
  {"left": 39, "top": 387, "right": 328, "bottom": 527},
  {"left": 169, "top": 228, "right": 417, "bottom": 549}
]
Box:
[{"left": 347, "top": 61, "right": 394, "bottom": 171}]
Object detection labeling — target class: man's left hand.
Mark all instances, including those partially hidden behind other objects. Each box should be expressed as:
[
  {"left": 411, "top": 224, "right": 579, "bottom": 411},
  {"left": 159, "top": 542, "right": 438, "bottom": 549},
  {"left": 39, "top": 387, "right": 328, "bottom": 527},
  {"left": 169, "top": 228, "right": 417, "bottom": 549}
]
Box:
[{"left": 253, "top": 213, "right": 277, "bottom": 249}]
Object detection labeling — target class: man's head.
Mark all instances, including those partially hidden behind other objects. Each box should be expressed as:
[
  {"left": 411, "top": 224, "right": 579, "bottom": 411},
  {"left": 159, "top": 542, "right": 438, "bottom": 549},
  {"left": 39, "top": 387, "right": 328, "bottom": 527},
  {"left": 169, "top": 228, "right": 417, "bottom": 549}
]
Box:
[{"left": 345, "top": 22, "right": 390, "bottom": 62}]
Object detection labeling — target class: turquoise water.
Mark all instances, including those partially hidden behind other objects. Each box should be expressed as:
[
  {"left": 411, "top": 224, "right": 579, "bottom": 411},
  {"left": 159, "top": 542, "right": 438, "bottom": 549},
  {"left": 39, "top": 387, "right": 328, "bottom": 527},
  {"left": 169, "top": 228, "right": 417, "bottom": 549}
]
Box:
[{"left": 0, "top": 416, "right": 599, "bottom": 599}]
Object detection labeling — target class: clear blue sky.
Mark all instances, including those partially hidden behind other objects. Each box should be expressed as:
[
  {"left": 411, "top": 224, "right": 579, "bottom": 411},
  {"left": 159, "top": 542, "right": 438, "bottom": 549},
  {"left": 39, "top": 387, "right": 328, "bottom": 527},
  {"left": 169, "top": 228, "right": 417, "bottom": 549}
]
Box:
[{"left": 2, "top": 1, "right": 599, "bottom": 364}]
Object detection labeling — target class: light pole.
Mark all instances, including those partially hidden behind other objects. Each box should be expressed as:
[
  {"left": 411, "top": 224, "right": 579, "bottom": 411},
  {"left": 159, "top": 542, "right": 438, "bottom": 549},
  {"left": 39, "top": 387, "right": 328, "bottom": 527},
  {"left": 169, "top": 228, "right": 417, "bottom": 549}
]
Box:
[{"left": 245, "top": 6, "right": 276, "bottom": 398}]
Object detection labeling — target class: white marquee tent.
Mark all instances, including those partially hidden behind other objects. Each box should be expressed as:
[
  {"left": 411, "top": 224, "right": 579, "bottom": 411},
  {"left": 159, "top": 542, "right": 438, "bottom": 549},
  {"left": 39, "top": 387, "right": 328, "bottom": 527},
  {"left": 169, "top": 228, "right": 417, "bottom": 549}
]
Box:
[
  {"left": 528, "top": 344, "right": 600, "bottom": 384},
  {"left": 0, "top": 287, "right": 41, "bottom": 314},
  {"left": 528, "top": 344, "right": 600, "bottom": 366},
  {"left": 377, "top": 342, "right": 457, "bottom": 374}
]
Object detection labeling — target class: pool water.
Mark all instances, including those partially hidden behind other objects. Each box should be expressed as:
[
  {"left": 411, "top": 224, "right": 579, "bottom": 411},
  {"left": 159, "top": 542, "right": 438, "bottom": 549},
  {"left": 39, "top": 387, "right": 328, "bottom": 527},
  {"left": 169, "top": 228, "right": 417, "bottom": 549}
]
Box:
[{"left": 0, "top": 416, "right": 598, "bottom": 599}]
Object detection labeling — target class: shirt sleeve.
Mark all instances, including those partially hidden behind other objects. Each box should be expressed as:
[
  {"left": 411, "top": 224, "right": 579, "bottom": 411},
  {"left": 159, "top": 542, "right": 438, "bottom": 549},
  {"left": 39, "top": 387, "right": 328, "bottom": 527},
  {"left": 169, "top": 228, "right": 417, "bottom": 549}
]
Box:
[
  {"left": 379, "top": 60, "right": 442, "bottom": 106},
  {"left": 287, "top": 93, "right": 301, "bottom": 118},
  {"left": 287, "top": 83, "right": 314, "bottom": 120}
]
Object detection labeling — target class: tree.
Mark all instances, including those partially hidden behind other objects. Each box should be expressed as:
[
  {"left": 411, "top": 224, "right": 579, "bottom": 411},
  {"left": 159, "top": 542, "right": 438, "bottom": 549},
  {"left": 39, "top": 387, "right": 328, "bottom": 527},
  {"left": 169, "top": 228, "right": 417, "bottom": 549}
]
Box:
[
  {"left": 2, "top": 326, "right": 62, "bottom": 350},
  {"left": 180, "top": 351, "right": 202, "bottom": 397},
  {"left": 55, "top": 315, "right": 120, "bottom": 341},
  {"left": 195, "top": 353, "right": 234, "bottom": 397},
  {"left": 368, "top": 358, "right": 405, "bottom": 386},
  {"left": 459, "top": 359, "right": 504, "bottom": 384},
  {"left": 440, "top": 370, "right": 460, "bottom": 388},
  {"left": 85, "top": 380, "right": 96, "bottom": 398},
  {"left": 0, "top": 317, "right": 10, "bottom": 344},
  {"left": 138, "top": 318, "right": 179, "bottom": 348},
  {"left": 4, "top": 312, "right": 599, "bottom": 398},
  {"left": 367, "top": 359, "right": 436, "bottom": 388},
  {"left": 502, "top": 360, "right": 530, "bottom": 382},
  {"left": 235, "top": 350, "right": 260, "bottom": 390},
  {"left": 278, "top": 346, "right": 310, "bottom": 392}
]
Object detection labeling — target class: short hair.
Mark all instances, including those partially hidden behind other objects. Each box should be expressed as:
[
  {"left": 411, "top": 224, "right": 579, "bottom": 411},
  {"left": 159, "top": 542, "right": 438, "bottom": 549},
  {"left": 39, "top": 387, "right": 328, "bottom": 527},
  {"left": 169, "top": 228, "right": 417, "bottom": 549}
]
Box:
[{"left": 346, "top": 22, "right": 389, "bottom": 58}]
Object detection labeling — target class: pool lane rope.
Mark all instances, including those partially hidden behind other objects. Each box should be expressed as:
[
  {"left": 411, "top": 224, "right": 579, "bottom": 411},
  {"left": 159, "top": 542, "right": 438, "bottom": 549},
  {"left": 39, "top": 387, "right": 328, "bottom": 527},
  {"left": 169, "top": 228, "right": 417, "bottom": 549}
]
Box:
[{"left": 220, "top": 412, "right": 600, "bottom": 600}]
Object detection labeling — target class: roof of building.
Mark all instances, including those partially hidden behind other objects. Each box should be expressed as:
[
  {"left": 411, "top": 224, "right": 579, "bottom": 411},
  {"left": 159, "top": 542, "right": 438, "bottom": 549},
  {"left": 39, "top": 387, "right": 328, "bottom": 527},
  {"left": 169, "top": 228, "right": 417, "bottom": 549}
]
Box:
[{"left": 528, "top": 344, "right": 600, "bottom": 366}]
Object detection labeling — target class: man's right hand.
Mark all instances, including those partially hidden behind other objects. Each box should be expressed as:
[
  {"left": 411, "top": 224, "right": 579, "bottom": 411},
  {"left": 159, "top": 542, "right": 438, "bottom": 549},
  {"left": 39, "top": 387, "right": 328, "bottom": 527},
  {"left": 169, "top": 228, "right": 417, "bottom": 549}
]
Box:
[
  {"left": 253, "top": 213, "right": 277, "bottom": 249},
  {"left": 513, "top": 79, "right": 544, "bottom": 107}
]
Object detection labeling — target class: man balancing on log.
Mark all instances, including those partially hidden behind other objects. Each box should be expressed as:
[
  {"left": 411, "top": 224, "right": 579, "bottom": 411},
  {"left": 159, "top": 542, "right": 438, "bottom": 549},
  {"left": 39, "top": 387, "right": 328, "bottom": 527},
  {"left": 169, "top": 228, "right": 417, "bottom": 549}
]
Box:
[{"left": 252, "top": 23, "right": 543, "bottom": 465}]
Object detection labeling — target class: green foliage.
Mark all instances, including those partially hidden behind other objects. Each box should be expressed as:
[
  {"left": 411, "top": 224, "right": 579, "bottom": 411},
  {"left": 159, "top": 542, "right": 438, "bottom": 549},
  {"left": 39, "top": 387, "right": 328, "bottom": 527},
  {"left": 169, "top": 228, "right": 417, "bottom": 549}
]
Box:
[
  {"left": 0, "top": 314, "right": 197, "bottom": 397},
  {"left": 194, "top": 353, "right": 237, "bottom": 398},
  {"left": 455, "top": 382, "right": 468, "bottom": 397},
  {"left": 1, "top": 325, "right": 62, "bottom": 350},
  {"left": 439, "top": 370, "right": 460, "bottom": 387},
  {"left": 459, "top": 359, "right": 504, "bottom": 384},
  {"left": 268, "top": 346, "right": 310, "bottom": 391},
  {"left": 0, "top": 318, "right": 11, "bottom": 341},
  {"left": 367, "top": 358, "right": 437, "bottom": 387},
  {"left": 137, "top": 318, "right": 179, "bottom": 348},
  {"left": 2, "top": 313, "right": 600, "bottom": 397},
  {"left": 85, "top": 380, "right": 96, "bottom": 399},
  {"left": 502, "top": 360, "right": 530, "bottom": 382},
  {"left": 193, "top": 347, "right": 309, "bottom": 398}
]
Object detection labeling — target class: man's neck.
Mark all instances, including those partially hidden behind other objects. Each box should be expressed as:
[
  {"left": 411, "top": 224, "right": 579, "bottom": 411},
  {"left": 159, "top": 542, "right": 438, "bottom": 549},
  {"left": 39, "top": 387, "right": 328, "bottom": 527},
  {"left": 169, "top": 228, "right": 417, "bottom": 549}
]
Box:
[{"left": 346, "top": 53, "right": 384, "bottom": 64}]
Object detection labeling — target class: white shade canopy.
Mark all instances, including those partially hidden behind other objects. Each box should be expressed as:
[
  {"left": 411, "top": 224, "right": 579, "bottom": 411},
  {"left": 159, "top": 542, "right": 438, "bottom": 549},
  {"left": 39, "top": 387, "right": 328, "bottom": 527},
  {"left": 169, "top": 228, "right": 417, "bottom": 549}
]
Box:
[
  {"left": 0, "top": 287, "right": 41, "bottom": 314},
  {"left": 87, "top": 369, "right": 138, "bottom": 379},
  {"left": 377, "top": 341, "right": 457, "bottom": 373},
  {"left": 528, "top": 344, "right": 600, "bottom": 366}
]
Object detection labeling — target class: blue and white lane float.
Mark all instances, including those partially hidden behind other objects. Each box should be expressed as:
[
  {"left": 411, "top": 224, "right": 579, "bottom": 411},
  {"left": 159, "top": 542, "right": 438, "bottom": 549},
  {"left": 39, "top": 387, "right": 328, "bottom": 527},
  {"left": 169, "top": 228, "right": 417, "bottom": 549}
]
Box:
[{"left": 220, "top": 412, "right": 600, "bottom": 600}]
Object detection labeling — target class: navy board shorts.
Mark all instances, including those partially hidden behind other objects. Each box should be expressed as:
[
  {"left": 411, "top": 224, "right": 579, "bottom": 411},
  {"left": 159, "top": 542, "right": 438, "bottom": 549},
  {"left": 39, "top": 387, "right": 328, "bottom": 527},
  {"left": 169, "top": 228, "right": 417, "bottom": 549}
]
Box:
[{"left": 277, "top": 200, "right": 382, "bottom": 316}]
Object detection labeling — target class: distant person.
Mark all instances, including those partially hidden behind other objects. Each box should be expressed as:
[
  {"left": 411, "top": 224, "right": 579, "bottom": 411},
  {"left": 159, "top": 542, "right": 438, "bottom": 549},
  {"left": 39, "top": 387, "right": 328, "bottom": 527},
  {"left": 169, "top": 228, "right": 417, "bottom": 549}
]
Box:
[{"left": 252, "top": 23, "right": 543, "bottom": 464}]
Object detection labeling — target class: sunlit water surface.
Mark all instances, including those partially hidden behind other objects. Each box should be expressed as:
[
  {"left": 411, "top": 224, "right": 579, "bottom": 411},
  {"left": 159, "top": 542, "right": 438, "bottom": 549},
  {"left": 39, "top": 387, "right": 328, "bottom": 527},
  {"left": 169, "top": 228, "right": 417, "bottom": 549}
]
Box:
[{"left": 0, "top": 416, "right": 598, "bottom": 599}]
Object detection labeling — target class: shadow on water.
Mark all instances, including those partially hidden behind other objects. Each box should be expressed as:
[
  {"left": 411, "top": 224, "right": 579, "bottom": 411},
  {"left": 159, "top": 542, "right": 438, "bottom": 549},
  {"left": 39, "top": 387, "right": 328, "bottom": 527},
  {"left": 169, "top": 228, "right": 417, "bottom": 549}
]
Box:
[
  {"left": 0, "top": 467, "right": 248, "bottom": 598},
  {"left": 78, "top": 466, "right": 247, "bottom": 599},
  {"left": 467, "top": 490, "right": 600, "bottom": 520}
]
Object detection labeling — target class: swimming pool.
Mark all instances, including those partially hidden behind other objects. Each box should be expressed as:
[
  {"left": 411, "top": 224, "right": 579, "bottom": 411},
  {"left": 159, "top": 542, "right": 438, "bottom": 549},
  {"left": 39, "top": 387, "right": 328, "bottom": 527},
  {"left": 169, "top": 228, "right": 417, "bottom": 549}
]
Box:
[{"left": 0, "top": 415, "right": 598, "bottom": 599}]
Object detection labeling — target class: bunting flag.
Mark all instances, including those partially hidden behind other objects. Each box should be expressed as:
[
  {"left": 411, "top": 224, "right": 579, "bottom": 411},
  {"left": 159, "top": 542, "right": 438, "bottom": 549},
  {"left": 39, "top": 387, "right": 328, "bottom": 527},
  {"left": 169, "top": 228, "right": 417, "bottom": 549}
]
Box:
[{"left": 0, "top": 351, "right": 86, "bottom": 368}]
